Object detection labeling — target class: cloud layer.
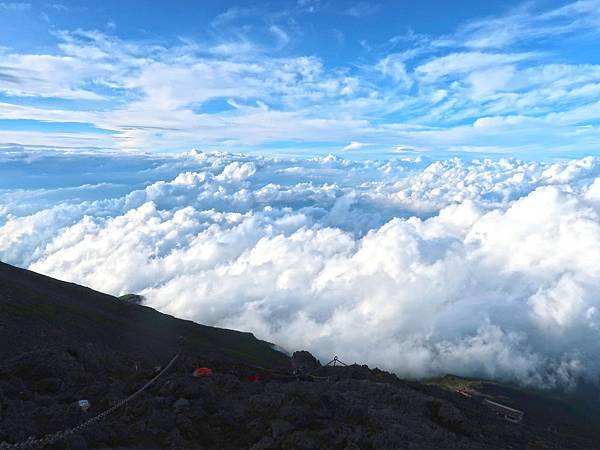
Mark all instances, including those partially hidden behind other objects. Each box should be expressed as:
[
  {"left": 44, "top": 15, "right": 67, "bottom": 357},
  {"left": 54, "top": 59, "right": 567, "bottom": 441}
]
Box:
[
  {"left": 1, "top": 1, "right": 600, "bottom": 155},
  {"left": 2, "top": 149, "right": 600, "bottom": 388}
]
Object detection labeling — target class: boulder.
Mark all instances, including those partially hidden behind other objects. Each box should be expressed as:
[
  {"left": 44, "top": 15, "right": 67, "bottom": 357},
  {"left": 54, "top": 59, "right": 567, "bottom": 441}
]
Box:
[
  {"left": 291, "top": 351, "right": 321, "bottom": 373},
  {"left": 172, "top": 398, "right": 190, "bottom": 410}
]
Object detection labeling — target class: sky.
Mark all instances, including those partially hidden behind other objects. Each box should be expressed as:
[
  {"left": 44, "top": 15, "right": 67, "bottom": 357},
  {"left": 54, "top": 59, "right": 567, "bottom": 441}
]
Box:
[
  {"left": 2, "top": 1, "right": 600, "bottom": 387},
  {"left": 1, "top": 0, "right": 600, "bottom": 157}
]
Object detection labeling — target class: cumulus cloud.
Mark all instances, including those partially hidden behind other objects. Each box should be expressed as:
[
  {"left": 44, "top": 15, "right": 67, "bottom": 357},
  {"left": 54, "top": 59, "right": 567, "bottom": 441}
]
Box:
[{"left": 2, "top": 150, "right": 600, "bottom": 388}]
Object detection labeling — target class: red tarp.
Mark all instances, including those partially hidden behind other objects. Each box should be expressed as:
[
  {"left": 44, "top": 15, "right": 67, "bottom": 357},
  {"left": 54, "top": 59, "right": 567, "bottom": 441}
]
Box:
[{"left": 192, "top": 367, "right": 213, "bottom": 377}]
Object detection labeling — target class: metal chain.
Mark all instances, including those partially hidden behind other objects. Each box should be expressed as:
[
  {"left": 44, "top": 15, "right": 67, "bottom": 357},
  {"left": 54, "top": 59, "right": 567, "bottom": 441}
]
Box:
[{"left": 0, "top": 353, "right": 180, "bottom": 450}]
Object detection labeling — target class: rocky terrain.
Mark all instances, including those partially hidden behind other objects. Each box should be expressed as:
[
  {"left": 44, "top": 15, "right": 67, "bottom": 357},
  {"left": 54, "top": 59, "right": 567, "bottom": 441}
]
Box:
[{"left": 0, "top": 261, "right": 598, "bottom": 449}]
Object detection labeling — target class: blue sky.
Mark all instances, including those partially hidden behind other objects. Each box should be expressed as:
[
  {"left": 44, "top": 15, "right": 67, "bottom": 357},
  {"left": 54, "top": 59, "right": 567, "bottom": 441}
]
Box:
[{"left": 1, "top": 0, "right": 600, "bottom": 157}]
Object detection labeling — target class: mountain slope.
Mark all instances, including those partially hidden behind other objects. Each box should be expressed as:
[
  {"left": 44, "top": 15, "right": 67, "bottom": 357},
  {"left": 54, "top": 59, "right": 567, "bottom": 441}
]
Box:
[
  {"left": 0, "top": 261, "right": 288, "bottom": 368},
  {"left": 1, "top": 261, "right": 599, "bottom": 449},
  {"left": 429, "top": 374, "right": 600, "bottom": 448}
]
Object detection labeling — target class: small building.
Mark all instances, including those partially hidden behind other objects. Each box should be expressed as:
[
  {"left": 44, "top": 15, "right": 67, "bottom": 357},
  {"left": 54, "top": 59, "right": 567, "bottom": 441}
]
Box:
[{"left": 482, "top": 399, "right": 524, "bottom": 423}]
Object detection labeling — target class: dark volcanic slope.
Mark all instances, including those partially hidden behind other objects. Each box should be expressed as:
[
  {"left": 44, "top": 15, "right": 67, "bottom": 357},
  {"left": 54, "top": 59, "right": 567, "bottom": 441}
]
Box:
[
  {"left": 0, "top": 261, "right": 598, "bottom": 449},
  {"left": 0, "top": 261, "right": 288, "bottom": 368}
]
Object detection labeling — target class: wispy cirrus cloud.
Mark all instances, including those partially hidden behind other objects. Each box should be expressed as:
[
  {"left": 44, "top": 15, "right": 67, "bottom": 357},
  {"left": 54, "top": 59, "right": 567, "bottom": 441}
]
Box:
[
  {"left": 456, "top": 0, "right": 600, "bottom": 49},
  {"left": 0, "top": 2, "right": 30, "bottom": 11},
  {"left": 342, "top": 141, "right": 365, "bottom": 151},
  {"left": 343, "top": 2, "right": 380, "bottom": 17},
  {"left": 0, "top": 1, "right": 600, "bottom": 156}
]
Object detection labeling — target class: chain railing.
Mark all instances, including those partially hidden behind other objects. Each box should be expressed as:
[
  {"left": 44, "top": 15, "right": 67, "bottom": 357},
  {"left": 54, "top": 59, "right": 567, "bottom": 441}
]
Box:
[{"left": 0, "top": 353, "right": 180, "bottom": 449}]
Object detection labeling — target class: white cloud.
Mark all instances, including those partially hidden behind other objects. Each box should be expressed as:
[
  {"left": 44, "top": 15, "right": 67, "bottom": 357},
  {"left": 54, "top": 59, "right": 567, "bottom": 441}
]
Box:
[
  {"left": 375, "top": 53, "right": 413, "bottom": 88},
  {"left": 269, "top": 25, "right": 290, "bottom": 49},
  {"left": 1, "top": 0, "right": 600, "bottom": 155},
  {"left": 3, "top": 150, "right": 600, "bottom": 388},
  {"left": 468, "top": 65, "right": 515, "bottom": 95},
  {"left": 415, "top": 52, "right": 533, "bottom": 82},
  {"left": 343, "top": 2, "right": 380, "bottom": 17},
  {"left": 458, "top": 0, "right": 600, "bottom": 50},
  {"left": 0, "top": 2, "right": 30, "bottom": 11},
  {"left": 0, "top": 53, "right": 107, "bottom": 100},
  {"left": 215, "top": 161, "right": 257, "bottom": 181},
  {"left": 342, "top": 141, "right": 364, "bottom": 151}
]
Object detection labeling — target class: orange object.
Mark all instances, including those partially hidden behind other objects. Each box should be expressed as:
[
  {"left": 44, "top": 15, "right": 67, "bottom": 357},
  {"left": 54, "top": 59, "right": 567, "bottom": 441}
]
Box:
[{"left": 192, "top": 367, "right": 213, "bottom": 377}]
